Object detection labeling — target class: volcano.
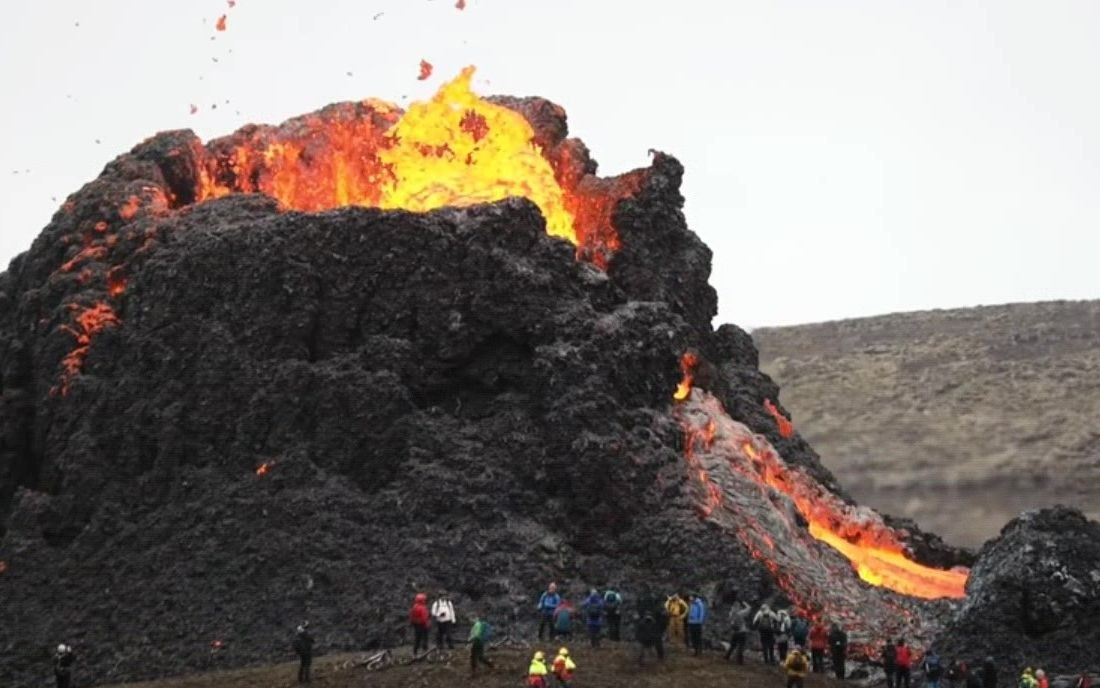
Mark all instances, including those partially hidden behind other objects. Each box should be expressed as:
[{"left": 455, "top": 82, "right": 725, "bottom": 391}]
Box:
[{"left": 0, "top": 68, "right": 1082, "bottom": 687}]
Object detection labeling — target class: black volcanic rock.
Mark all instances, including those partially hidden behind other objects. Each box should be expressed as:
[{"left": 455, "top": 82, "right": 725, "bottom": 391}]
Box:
[
  {"left": 0, "top": 100, "right": 971, "bottom": 687},
  {"left": 938, "top": 507, "right": 1100, "bottom": 674}
]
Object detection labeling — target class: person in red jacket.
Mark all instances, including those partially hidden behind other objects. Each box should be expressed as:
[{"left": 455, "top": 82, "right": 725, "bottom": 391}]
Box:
[
  {"left": 409, "top": 593, "right": 431, "bottom": 655},
  {"left": 808, "top": 621, "right": 828, "bottom": 673},
  {"left": 895, "top": 638, "right": 913, "bottom": 688}
]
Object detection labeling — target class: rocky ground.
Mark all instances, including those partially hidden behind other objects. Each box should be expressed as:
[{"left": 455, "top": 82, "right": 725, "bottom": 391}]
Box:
[{"left": 754, "top": 301, "right": 1100, "bottom": 548}]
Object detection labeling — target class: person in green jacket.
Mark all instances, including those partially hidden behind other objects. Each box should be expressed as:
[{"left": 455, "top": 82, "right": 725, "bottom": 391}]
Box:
[{"left": 468, "top": 615, "right": 495, "bottom": 676}]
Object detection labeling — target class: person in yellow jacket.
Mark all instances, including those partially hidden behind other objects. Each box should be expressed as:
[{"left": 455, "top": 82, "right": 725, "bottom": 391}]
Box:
[
  {"left": 665, "top": 594, "right": 688, "bottom": 645},
  {"left": 784, "top": 645, "right": 811, "bottom": 688},
  {"left": 528, "top": 651, "right": 549, "bottom": 688},
  {"left": 1019, "top": 668, "right": 1039, "bottom": 688},
  {"left": 552, "top": 647, "right": 577, "bottom": 688}
]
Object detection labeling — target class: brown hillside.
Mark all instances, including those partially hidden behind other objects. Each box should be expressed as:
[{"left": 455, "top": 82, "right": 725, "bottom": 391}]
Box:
[{"left": 754, "top": 300, "right": 1100, "bottom": 548}]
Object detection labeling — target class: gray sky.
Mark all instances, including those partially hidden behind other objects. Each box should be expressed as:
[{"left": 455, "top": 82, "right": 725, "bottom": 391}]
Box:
[{"left": 2, "top": 1, "right": 1098, "bottom": 327}]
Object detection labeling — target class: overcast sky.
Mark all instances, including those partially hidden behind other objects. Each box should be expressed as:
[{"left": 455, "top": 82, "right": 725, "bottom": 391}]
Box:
[{"left": 2, "top": 0, "right": 1098, "bottom": 327}]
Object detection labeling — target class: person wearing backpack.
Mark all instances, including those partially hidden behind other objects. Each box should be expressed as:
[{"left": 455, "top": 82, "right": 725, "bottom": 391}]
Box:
[
  {"left": 785, "top": 645, "right": 811, "bottom": 688},
  {"left": 292, "top": 623, "right": 314, "bottom": 684},
  {"left": 921, "top": 648, "right": 944, "bottom": 688},
  {"left": 53, "top": 644, "right": 75, "bottom": 688},
  {"left": 725, "top": 599, "right": 752, "bottom": 664},
  {"left": 468, "top": 614, "right": 495, "bottom": 676},
  {"left": 537, "top": 583, "right": 562, "bottom": 641},
  {"left": 409, "top": 593, "right": 431, "bottom": 655},
  {"left": 582, "top": 589, "right": 605, "bottom": 648},
  {"left": 553, "top": 598, "right": 575, "bottom": 640},
  {"left": 882, "top": 639, "right": 898, "bottom": 688},
  {"left": 431, "top": 591, "right": 457, "bottom": 650},
  {"left": 665, "top": 593, "right": 689, "bottom": 647},
  {"left": 790, "top": 614, "right": 810, "bottom": 649},
  {"left": 828, "top": 623, "right": 848, "bottom": 679},
  {"left": 603, "top": 588, "right": 624, "bottom": 641},
  {"left": 636, "top": 595, "right": 666, "bottom": 665},
  {"left": 776, "top": 609, "right": 793, "bottom": 662},
  {"left": 754, "top": 604, "right": 779, "bottom": 665},
  {"left": 896, "top": 639, "right": 913, "bottom": 688},
  {"left": 809, "top": 620, "right": 828, "bottom": 673},
  {"left": 552, "top": 646, "right": 577, "bottom": 688}
]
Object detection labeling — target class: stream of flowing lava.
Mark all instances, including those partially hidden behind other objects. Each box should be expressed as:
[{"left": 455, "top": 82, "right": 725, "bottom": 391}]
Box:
[{"left": 673, "top": 357, "right": 968, "bottom": 601}]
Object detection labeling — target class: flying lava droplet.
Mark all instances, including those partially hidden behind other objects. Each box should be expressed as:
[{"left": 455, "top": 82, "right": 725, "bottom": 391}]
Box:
[
  {"left": 215, "top": 14, "right": 227, "bottom": 31},
  {"left": 418, "top": 60, "right": 433, "bottom": 81}
]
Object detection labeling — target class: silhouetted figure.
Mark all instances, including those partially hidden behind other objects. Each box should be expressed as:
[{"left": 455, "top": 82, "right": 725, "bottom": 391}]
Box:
[
  {"left": 725, "top": 599, "right": 751, "bottom": 664},
  {"left": 981, "top": 658, "right": 997, "bottom": 688},
  {"left": 828, "top": 623, "right": 848, "bottom": 679},
  {"left": 53, "top": 644, "right": 75, "bottom": 688},
  {"left": 896, "top": 639, "right": 913, "bottom": 688},
  {"left": 882, "top": 638, "right": 898, "bottom": 688},
  {"left": 293, "top": 623, "right": 314, "bottom": 684}
]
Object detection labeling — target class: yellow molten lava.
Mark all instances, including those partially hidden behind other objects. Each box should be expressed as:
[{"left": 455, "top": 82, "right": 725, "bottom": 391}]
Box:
[{"left": 377, "top": 67, "right": 576, "bottom": 242}]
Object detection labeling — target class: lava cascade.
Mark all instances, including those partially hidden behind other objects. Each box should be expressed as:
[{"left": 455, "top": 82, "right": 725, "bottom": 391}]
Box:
[{"left": 677, "top": 388, "right": 968, "bottom": 604}]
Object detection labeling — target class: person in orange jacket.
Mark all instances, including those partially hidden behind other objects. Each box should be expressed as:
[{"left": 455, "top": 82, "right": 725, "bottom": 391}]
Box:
[
  {"left": 552, "top": 647, "right": 577, "bottom": 688},
  {"left": 808, "top": 621, "right": 828, "bottom": 673},
  {"left": 409, "top": 593, "right": 431, "bottom": 655}
]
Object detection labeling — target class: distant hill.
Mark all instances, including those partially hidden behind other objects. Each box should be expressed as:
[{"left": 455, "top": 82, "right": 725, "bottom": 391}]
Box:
[{"left": 754, "top": 300, "right": 1100, "bottom": 548}]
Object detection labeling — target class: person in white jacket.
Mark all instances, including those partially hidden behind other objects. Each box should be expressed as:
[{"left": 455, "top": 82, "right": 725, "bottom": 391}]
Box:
[{"left": 431, "top": 592, "right": 457, "bottom": 649}]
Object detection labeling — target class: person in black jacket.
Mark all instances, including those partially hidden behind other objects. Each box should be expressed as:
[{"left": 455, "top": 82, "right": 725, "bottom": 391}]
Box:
[
  {"left": 882, "top": 639, "right": 898, "bottom": 688},
  {"left": 635, "top": 595, "right": 666, "bottom": 665},
  {"left": 828, "top": 624, "right": 848, "bottom": 679},
  {"left": 293, "top": 623, "right": 315, "bottom": 684},
  {"left": 54, "top": 644, "right": 75, "bottom": 688},
  {"left": 981, "top": 657, "right": 998, "bottom": 688}
]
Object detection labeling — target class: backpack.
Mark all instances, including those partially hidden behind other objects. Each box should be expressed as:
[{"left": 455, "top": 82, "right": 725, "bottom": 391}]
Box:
[
  {"left": 758, "top": 611, "right": 776, "bottom": 632},
  {"left": 481, "top": 622, "right": 494, "bottom": 642},
  {"left": 791, "top": 618, "right": 809, "bottom": 639},
  {"left": 789, "top": 652, "right": 808, "bottom": 673},
  {"left": 925, "top": 655, "right": 942, "bottom": 679}
]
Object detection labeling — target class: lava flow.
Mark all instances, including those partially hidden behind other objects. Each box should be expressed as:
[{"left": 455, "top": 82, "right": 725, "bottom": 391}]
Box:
[{"left": 674, "top": 378, "right": 967, "bottom": 603}]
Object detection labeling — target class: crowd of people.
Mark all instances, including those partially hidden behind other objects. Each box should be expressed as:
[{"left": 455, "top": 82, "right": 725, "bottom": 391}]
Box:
[{"left": 44, "top": 582, "right": 1097, "bottom": 688}]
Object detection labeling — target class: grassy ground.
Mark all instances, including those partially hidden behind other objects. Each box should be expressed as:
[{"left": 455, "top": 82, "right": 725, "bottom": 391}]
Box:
[{"left": 103, "top": 642, "right": 841, "bottom": 688}]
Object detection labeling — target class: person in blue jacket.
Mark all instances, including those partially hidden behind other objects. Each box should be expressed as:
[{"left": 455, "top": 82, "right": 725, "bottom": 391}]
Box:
[
  {"left": 687, "top": 594, "right": 707, "bottom": 656},
  {"left": 582, "top": 589, "right": 605, "bottom": 648},
  {"left": 537, "top": 582, "right": 562, "bottom": 640}
]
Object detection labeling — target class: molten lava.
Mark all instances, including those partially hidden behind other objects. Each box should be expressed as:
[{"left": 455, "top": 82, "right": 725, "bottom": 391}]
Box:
[
  {"left": 674, "top": 351, "right": 698, "bottom": 401},
  {"left": 676, "top": 388, "right": 968, "bottom": 601},
  {"left": 255, "top": 462, "right": 271, "bottom": 476},
  {"left": 194, "top": 67, "right": 643, "bottom": 263},
  {"left": 764, "top": 398, "right": 794, "bottom": 438},
  {"left": 54, "top": 303, "right": 121, "bottom": 396}
]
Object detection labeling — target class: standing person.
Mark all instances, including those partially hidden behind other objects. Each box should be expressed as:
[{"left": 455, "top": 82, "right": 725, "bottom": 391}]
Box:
[
  {"left": 725, "top": 598, "right": 752, "bottom": 664},
  {"left": 552, "top": 647, "right": 577, "bottom": 688},
  {"left": 603, "top": 587, "right": 624, "bottom": 641},
  {"left": 896, "top": 639, "right": 913, "bottom": 688},
  {"left": 754, "top": 603, "right": 780, "bottom": 665},
  {"left": 1018, "top": 669, "right": 1039, "bottom": 688},
  {"left": 292, "top": 623, "right": 314, "bottom": 684},
  {"left": 1035, "top": 670, "right": 1049, "bottom": 688},
  {"left": 921, "top": 648, "right": 944, "bottom": 688},
  {"left": 687, "top": 593, "right": 707, "bottom": 657},
  {"left": 431, "top": 592, "right": 457, "bottom": 649},
  {"left": 882, "top": 639, "right": 898, "bottom": 688},
  {"left": 636, "top": 603, "right": 665, "bottom": 665},
  {"left": 553, "top": 598, "right": 574, "bottom": 640},
  {"left": 664, "top": 593, "right": 688, "bottom": 647},
  {"left": 947, "top": 660, "right": 965, "bottom": 688},
  {"left": 537, "top": 583, "right": 562, "bottom": 641},
  {"left": 53, "top": 644, "right": 75, "bottom": 688},
  {"left": 1073, "top": 673, "right": 1092, "bottom": 688},
  {"left": 582, "top": 589, "right": 605, "bottom": 648},
  {"left": 828, "top": 623, "right": 848, "bottom": 680},
  {"left": 776, "top": 609, "right": 792, "bottom": 662},
  {"left": 981, "top": 658, "right": 997, "bottom": 688},
  {"left": 784, "top": 645, "right": 811, "bottom": 688},
  {"left": 468, "top": 614, "right": 495, "bottom": 676},
  {"left": 409, "top": 593, "right": 431, "bottom": 656},
  {"left": 967, "top": 663, "right": 984, "bottom": 688},
  {"left": 528, "top": 651, "right": 550, "bottom": 688},
  {"left": 790, "top": 613, "right": 810, "bottom": 650},
  {"left": 808, "top": 620, "right": 828, "bottom": 673}
]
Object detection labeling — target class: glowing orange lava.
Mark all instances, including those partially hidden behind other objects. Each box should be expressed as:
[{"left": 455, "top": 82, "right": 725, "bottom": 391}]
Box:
[
  {"left": 676, "top": 385, "right": 967, "bottom": 601},
  {"left": 764, "top": 398, "right": 794, "bottom": 438},
  {"left": 673, "top": 351, "right": 698, "bottom": 401},
  {"left": 194, "top": 67, "right": 643, "bottom": 262},
  {"left": 255, "top": 462, "right": 271, "bottom": 476},
  {"left": 54, "top": 303, "right": 121, "bottom": 396}
]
